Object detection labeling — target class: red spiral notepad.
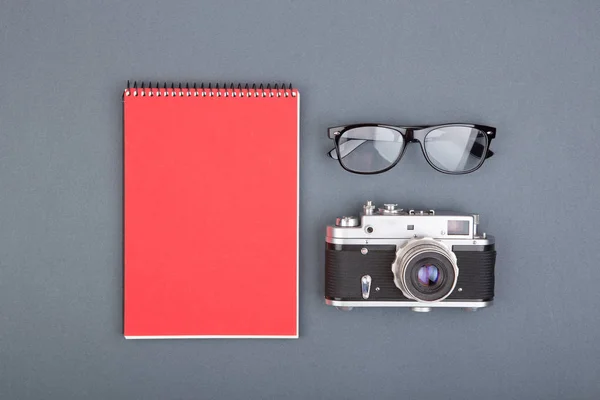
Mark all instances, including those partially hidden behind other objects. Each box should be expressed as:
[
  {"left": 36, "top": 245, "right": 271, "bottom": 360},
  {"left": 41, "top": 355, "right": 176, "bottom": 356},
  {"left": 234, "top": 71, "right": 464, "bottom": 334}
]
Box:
[{"left": 123, "top": 83, "right": 299, "bottom": 339}]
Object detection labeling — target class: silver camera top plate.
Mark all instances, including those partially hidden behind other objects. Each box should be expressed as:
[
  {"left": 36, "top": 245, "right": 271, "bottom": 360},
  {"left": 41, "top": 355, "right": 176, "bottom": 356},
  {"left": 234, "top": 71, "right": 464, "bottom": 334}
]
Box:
[{"left": 326, "top": 201, "right": 494, "bottom": 247}]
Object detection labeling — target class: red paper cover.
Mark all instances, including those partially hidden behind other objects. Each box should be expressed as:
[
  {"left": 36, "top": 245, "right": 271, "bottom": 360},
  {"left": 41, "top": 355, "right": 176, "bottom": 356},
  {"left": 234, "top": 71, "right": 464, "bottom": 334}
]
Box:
[{"left": 123, "top": 86, "right": 298, "bottom": 338}]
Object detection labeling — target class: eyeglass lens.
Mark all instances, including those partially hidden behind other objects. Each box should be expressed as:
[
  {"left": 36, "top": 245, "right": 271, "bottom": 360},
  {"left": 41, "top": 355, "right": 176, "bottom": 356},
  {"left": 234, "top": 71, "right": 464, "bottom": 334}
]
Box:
[
  {"left": 423, "top": 127, "right": 487, "bottom": 173},
  {"left": 337, "top": 127, "right": 404, "bottom": 173}
]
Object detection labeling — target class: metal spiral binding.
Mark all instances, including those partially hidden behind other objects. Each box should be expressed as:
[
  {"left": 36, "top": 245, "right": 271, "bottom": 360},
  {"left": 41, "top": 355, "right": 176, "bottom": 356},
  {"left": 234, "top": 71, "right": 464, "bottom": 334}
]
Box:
[{"left": 124, "top": 81, "right": 296, "bottom": 98}]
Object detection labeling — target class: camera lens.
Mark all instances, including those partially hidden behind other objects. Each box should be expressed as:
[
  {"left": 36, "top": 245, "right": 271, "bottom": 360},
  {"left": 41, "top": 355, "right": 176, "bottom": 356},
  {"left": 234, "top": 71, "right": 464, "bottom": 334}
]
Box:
[
  {"left": 408, "top": 256, "right": 452, "bottom": 299},
  {"left": 417, "top": 264, "right": 439, "bottom": 287},
  {"left": 392, "top": 238, "right": 459, "bottom": 302}
]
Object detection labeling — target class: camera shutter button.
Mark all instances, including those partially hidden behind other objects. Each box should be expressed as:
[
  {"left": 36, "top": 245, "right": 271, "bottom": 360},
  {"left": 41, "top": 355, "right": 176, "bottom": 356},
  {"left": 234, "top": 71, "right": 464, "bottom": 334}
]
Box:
[{"left": 380, "top": 204, "right": 402, "bottom": 214}]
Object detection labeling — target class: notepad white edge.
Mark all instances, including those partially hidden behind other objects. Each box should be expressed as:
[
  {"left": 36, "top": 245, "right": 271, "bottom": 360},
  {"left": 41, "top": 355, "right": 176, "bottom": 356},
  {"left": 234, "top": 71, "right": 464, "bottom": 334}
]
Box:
[{"left": 125, "top": 335, "right": 299, "bottom": 339}]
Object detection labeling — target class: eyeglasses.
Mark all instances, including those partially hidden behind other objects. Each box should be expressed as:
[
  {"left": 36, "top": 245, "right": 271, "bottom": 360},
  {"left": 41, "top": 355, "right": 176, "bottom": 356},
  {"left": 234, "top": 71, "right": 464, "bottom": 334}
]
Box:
[{"left": 327, "top": 123, "right": 496, "bottom": 175}]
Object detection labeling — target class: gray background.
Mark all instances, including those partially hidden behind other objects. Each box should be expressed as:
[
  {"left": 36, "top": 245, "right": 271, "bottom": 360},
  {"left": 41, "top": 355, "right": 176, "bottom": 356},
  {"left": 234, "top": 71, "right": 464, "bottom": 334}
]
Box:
[{"left": 1, "top": 1, "right": 599, "bottom": 399}]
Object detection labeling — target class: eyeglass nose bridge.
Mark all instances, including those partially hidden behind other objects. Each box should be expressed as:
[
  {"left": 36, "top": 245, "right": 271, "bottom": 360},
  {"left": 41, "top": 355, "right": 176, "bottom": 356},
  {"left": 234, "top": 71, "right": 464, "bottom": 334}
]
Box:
[
  {"left": 402, "top": 128, "right": 418, "bottom": 143},
  {"left": 403, "top": 128, "right": 430, "bottom": 145}
]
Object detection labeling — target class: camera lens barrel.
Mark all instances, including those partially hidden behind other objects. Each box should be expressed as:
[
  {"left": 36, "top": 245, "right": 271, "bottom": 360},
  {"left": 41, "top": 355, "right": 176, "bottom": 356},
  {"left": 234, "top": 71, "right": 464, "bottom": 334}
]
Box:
[{"left": 392, "top": 238, "right": 459, "bottom": 302}]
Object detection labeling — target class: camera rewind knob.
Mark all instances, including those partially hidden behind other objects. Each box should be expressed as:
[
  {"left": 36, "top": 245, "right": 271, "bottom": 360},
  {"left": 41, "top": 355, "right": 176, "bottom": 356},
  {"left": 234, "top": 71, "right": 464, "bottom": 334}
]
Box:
[{"left": 336, "top": 216, "right": 360, "bottom": 227}]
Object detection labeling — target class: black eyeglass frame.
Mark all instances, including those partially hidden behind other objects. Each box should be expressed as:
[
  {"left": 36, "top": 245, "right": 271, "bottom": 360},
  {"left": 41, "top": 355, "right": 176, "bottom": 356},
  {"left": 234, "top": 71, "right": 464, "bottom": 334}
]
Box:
[{"left": 327, "top": 123, "right": 497, "bottom": 175}]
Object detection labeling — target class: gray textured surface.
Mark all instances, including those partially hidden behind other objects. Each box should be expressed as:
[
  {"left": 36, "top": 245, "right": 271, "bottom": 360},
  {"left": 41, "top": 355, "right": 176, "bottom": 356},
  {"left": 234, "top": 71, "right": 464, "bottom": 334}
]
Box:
[{"left": 1, "top": 1, "right": 600, "bottom": 399}]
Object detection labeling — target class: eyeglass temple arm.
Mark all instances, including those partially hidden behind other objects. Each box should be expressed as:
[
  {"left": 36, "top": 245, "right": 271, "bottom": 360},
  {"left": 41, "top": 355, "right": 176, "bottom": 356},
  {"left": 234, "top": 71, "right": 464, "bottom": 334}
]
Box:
[
  {"left": 328, "top": 139, "right": 494, "bottom": 160},
  {"left": 327, "top": 139, "right": 367, "bottom": 160}
]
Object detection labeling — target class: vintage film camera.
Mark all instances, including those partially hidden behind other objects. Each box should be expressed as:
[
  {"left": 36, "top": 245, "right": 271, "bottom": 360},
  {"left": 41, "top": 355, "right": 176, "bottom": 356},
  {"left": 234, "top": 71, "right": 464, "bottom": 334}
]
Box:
[{"left": 325, "top": 201, "right": 496, "bottom": 312}]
